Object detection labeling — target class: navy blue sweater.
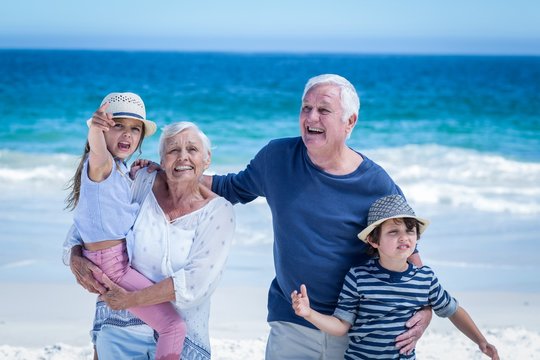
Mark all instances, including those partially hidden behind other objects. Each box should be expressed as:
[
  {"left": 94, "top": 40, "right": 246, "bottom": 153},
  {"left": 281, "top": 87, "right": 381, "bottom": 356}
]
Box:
[{"left": 212, "top": 137, "right": 403, "bottom": 328}]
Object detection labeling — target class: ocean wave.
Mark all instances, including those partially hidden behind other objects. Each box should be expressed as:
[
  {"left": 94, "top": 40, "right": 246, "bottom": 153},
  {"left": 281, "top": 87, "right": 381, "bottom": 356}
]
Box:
[
  {"left": 369, "top": 144, "right": 540, "bottom": 214},
  {"left": 1, "top": 145, "right": 539, "bottom": 214}
]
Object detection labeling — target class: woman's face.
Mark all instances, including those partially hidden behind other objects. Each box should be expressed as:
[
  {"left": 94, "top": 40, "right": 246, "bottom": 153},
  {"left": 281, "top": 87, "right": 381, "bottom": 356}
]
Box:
[{"left": 160, "top": 128, "right": 210, "bottom": 184}]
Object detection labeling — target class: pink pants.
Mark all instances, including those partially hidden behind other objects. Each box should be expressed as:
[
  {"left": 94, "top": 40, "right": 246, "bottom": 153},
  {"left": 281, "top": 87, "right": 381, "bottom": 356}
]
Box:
[{"left": 83, "top": 242, "right": 186, "bottom": 360}]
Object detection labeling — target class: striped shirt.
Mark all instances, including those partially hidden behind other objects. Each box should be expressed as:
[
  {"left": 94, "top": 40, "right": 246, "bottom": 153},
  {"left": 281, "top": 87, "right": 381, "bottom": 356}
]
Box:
[{"left": 333, "top": 259, "right": 458, "bottom": 360}]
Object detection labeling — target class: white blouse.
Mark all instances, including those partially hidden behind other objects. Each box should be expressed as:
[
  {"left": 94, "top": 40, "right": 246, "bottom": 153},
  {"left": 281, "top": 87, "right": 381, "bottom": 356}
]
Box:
[
  {"left": 129, "top": 170, "right": 236, "bottom": 351},
  {"left": 63, "top": 169, "right": 235, "bottom": 358}
]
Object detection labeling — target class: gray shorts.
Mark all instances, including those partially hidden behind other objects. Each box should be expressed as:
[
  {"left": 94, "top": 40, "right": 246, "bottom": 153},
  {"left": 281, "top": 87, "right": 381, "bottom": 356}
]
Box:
[{"left": 265, "top": 321, "right": 348, "bottom": 360}]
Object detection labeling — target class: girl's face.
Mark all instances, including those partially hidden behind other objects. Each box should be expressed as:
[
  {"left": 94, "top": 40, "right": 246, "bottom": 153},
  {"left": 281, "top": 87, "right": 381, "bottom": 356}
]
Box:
[
  {"left": 104, "top": 118, "right": 144, "bottom": 160},
  {"left": 160, "top": 128, "right": 210, "bottom": 185},
  {"left": 369, "top": 219, "right": 418, "bottom": 264}
]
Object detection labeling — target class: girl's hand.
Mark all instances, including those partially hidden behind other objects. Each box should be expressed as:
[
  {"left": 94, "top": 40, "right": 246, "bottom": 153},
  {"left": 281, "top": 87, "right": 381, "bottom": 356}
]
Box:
[
  {"left": 129, "top": 159, "right": 161, "bottom": 179},
  {"left": 100, "top": 274, "right": 135, "bottom": 310},
  {"left": 291, "top": 284, "right": 312, "bottom": 318},
  {"left": 90, "top": 102, "right": 115, "bottom": 131}
]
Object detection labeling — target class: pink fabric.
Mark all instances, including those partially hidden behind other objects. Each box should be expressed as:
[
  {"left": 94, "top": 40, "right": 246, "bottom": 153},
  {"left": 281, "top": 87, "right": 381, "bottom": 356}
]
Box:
[{"left": 83, "top": 242, "right": 186, "bottom": 359}]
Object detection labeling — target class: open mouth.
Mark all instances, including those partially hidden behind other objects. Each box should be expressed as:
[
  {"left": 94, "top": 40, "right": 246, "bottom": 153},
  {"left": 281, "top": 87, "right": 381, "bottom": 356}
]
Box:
[
  {"left": 307, "top": 126, "right": 324, "bottom": 134},
  {"left": 174, "top": 165, "right": 194, "bottom": 172},
  {"left": 118, "top": 142, "right": 131, "bottom": 150}
]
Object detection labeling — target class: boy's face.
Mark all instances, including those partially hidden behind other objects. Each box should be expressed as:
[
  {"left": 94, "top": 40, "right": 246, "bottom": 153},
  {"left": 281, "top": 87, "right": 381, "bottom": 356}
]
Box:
[{"left": 369, "top": 218, "right": 418, "bottom": 262}]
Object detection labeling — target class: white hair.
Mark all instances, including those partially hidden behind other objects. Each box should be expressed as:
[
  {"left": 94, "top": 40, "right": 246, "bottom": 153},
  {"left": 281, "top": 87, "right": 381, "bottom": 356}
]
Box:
[
  {"left": 302, "top": 74, "right": 361, "bottom": 124},
  {"left": 159, "top": 121, "right": 211, "bottom": 160}
]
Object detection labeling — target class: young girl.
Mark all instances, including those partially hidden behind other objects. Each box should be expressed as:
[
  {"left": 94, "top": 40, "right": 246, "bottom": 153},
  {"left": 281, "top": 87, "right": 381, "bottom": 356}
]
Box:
[
  {"left": 66, "top": 92, "right": 186, "bottom": 360},
  {"left": 291, "top": 194, "right": 499, "bottom": 360}
]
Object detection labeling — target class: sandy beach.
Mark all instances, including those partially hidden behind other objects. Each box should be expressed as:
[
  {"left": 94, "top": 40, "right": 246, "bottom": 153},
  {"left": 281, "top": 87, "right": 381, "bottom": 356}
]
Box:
[{"left": 1, "top": 282, "right": 539, "bottom": 359}]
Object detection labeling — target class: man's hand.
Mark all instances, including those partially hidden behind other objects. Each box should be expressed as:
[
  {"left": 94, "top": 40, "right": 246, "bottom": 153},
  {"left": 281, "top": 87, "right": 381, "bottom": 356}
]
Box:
[
  {"left": 69, "top": 246, "right": 107, "bottom": 294},
  {"left": 395, "top": 307, "right": 432, "bottom": 354},
  {"left": 100, "top": 274, "right": 135, "bottom": 310}
]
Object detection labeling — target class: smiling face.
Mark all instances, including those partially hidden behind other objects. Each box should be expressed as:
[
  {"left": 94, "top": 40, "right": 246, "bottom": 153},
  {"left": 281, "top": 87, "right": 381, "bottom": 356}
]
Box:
[
  {"left": 300, "top": 84, "right": 356, "bottom": 157},
  {"left": 368, "top": 218, "right": 418, "bottom": 269},
  {"left": 160, "top": 128, "right": 210, "bottom": 185},
  {"left": 103, "top": 118, "right": 144, "bottom": 160}
]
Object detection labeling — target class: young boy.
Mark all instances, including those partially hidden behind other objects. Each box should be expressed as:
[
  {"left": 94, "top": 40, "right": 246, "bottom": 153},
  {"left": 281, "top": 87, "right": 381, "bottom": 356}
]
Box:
[{"left": 291, "top": 194, "right": 499, "bottom": 359}]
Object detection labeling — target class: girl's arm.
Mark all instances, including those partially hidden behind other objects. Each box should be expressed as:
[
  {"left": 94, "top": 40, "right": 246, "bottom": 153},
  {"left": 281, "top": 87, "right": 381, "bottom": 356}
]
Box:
[
  {"left": 292, "top": 284, "right": 351, "bottom": 337},
  {"left": 449, "top": 307, "right": 499, "bottom": 360},
  {"left": 87, "top": 102, "right": 115, "bottom": 182}
]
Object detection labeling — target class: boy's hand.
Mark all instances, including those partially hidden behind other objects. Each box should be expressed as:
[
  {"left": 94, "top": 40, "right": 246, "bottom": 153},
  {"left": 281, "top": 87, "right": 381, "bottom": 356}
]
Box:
[
  {"left": 291, "top": 284, "right": 312, "bottom": 318},
  {"left": 480, "top": 342, "right": 499, "bottom": 360}
]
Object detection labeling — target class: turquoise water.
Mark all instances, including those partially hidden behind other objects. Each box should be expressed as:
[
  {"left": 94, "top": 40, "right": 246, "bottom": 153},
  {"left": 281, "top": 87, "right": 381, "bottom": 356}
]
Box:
[{"left": 0, "top": 50, "right": 539, "bottom": 292}]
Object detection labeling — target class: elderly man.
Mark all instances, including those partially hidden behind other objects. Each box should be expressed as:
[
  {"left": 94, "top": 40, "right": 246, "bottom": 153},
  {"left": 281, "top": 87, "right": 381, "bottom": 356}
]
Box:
[{"left": 207, "top": 74, "right": 431, "bottom": 359}]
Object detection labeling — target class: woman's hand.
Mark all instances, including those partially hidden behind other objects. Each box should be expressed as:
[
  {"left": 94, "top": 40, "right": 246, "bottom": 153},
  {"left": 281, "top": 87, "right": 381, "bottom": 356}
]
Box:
[
  {"left": 395, "top": 306, "right": 432, "bottom": 355},
  {"left": 70, "top": 246, "right": 107, "bottom": 294},
  {"left": 100, "top": 274, "right": 136, "bottom": 310}
]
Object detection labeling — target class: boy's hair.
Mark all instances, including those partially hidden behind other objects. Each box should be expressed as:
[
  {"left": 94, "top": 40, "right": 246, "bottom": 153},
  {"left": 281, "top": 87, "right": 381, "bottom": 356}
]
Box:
[{"left": 366, "top": 217, "right": 424, "bottom": 257}]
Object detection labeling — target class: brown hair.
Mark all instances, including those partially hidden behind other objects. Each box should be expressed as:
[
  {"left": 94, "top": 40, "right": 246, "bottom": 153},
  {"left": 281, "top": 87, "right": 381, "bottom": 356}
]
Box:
[
  {"left": 64, "top": 125, "right": 146, "bottom": 210},
  {"left": 365, "top": 217, "right": 424, "bottom": 257}
]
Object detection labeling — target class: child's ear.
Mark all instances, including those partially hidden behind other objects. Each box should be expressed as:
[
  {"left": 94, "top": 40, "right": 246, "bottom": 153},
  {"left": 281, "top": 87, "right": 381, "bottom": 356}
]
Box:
[{"left": 367, "top": 235, "right": 378, "bottom": 248}]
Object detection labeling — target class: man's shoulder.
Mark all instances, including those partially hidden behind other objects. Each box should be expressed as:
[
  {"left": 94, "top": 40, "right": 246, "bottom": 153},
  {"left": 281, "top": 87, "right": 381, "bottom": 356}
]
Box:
[{"left": 267, "top": 136, "right": 302, "bottom": 148}]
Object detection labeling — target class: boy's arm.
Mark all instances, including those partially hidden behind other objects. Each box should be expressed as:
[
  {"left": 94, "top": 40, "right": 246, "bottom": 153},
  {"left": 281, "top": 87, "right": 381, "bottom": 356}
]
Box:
[
  {"left": 291, "top": 285, "right": 351, "bottom": 337},
  {"left": 449, "top": 307, "right": 499, "bottom": 359}
]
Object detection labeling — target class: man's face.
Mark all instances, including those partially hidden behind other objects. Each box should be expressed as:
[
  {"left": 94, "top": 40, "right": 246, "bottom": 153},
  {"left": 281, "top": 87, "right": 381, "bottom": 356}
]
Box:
[{"left": 299, "top": 84, "right": 353, "bottom": 156}]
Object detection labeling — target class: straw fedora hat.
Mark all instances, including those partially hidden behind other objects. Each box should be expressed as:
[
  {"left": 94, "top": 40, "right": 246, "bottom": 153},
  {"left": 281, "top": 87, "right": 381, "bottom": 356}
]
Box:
[
  {"left": 357, "top": 195, "right": 430, "bottom": 242},
  {"left": 87, "top": 92, "right": 157, "bottom": 137}
]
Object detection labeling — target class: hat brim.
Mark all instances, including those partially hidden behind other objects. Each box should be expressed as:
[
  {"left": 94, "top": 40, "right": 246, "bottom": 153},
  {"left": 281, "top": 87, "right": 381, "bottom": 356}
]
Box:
[
  {"left": 86, "top": 116, "right": 157, "bottom": 138},
  {"left": 357, "top": 215, "right": 430, "bottom": 243}
]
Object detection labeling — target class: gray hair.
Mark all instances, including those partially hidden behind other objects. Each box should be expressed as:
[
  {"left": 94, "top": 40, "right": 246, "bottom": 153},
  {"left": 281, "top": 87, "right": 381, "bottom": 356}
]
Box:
[
  {"left": 302, "top": 74, "right": 360, "bottom": 124},
  {"left": 159, "top": 121, "right": 212, "bottom": 161}
]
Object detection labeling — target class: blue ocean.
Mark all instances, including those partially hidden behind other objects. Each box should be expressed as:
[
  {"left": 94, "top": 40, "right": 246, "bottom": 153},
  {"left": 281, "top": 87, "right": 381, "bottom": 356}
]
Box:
[{"left": 1, "top": 50, "right": 539, "bottom": 293}]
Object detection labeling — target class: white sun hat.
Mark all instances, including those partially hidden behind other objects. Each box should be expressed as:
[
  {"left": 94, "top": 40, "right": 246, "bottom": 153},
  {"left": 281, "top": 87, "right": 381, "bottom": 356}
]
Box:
[
  {"left": 357, "top": 194, "right": 430, "bottom": 242},
  {"left": 87, "top": 92, "right": 157, "bottom": 137}
]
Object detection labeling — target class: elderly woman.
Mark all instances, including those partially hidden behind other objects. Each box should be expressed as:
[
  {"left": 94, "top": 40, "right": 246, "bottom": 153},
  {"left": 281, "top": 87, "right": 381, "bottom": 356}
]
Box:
[{"left": 64, "top": 122, "right": 235, "bottom": 359}]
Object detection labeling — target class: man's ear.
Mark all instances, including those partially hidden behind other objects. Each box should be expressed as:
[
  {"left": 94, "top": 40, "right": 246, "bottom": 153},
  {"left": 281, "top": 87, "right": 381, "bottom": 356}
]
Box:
[{"left": 346, "top": 114, "right": 357, "bottom": 133}]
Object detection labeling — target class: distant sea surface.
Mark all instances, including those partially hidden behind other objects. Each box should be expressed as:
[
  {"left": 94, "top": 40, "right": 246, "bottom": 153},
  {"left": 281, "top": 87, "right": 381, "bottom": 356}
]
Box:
[{"left": 0, "top": 50, "right": 539, "bottom": 292}]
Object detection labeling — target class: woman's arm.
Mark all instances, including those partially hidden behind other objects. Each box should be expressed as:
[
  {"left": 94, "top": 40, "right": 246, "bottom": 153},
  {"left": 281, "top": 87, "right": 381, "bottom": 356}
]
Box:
[
  {"left": 101, "top": 199, "right": 235, "bottom": 310},
  {"left": 101, "top": 275, "right": 175, "bottom": 309}
]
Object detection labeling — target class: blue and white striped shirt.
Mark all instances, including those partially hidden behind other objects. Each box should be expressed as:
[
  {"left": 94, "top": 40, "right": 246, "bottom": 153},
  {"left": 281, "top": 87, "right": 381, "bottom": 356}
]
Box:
[{"left": 333, "top": 258, "right": 458, "bottom": 360}]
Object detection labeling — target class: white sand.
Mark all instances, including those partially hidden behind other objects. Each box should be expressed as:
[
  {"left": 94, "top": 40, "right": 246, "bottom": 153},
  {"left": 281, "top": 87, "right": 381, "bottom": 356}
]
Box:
[{"left": 1, "top": 283, "right": 539, "bottom": 359}]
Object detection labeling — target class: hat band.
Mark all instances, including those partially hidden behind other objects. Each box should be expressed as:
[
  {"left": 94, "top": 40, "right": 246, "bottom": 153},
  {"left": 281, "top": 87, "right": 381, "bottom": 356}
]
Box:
[{"left": 112, "top": 112, "right": 145, "bottom": 120}]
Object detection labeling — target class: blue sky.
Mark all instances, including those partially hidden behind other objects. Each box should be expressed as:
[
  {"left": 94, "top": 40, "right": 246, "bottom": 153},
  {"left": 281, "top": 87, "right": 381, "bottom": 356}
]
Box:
[{"left": 1, "top": 0, "right": 539, "bottom": 54}]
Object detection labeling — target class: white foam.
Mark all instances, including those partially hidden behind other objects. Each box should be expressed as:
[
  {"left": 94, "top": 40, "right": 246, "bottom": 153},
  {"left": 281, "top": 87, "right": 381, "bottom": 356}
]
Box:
[
  {"left": 369, "top": 144, "right": 540, "bottom": 214},
  {"left": 1, "top": 145, "right": 539, "bottom": 214}
]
